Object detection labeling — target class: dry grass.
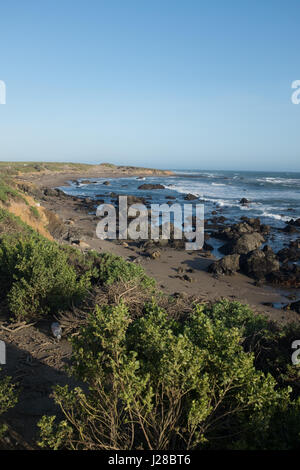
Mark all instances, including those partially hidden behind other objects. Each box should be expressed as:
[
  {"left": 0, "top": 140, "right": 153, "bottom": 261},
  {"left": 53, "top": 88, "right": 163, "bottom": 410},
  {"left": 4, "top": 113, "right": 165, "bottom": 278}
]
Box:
[
  {"left": 58, "top": 280, "right": 205, "bottom": 336},
  {"left": 4, "top": 199, "right": 53, "bottom": 240}
]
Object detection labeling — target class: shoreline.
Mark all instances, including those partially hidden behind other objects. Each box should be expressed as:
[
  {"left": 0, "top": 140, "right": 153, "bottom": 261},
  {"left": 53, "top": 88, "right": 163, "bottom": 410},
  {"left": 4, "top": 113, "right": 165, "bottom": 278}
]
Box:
[
  {"left": 15, "top": 165, "right": 174, "bottom": 189},
  {"left": 19, "top": 169, "right": 300, "bottom": 325},
  {"left": 2, "top": 166, "right": 299, "bottom": 448}
]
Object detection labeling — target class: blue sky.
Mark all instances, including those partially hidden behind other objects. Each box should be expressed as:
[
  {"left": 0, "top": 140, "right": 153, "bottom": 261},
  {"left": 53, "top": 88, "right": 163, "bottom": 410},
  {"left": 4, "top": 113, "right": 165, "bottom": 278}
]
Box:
[{"left": 0, "top": 0, "right": 299, "bottom": 171}]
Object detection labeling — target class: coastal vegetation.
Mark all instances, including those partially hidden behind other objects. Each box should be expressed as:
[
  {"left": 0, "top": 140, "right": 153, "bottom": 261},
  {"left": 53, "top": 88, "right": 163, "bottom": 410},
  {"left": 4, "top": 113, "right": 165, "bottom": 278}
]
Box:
[
  {"left": 37, "top": 300, "right": 300, "bottom": 450},
  {"left": 0, "top": 373, "right": 17, "bottom": 440},
  {"left": 0, "top": 172, "right": 300, "bottom": 450}
]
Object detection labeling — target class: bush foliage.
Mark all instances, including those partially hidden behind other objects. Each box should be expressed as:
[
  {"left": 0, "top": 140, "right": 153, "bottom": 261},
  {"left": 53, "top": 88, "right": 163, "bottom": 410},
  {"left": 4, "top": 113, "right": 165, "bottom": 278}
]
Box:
[
  {"left": 0, "top": 372, "right": 17, "bottom": 440},
  {"left": 96, "top": 252, "right": 155, "bottom": 288},
  {"left": 1, "top": 194, "right": 299, "bottom": 450},
  {"left": 0, "top": 233, "right": 155, "bottom": 321},
  {"left": 38, "top": 300, "right": 300, "bottom": 450},
  {"left": 0, "top": 237, "right": 92, "bottom": 320}
]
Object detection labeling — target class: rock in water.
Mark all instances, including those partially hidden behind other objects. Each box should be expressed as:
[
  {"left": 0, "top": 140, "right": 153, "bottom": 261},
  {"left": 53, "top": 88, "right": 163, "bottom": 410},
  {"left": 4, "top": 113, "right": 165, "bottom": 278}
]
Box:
[{"left": 138, "top": 183, "right": 165, "bottom": 190}]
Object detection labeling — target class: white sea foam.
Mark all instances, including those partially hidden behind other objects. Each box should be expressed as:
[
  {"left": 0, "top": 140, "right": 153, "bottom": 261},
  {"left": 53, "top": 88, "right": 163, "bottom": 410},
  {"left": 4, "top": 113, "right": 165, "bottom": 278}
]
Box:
[
  {"left": 257, "top": 177, "right": 300, "bottom": 186},
  {"left": 259, "top": 211, "right": 290, "bottom": 221}
]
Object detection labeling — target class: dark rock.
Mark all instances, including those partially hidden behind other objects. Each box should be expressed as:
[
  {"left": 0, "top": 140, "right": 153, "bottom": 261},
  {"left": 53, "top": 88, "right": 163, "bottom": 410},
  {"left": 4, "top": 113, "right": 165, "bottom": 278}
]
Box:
[
  {"left": 220, "top": 232, "right": 265, "bottom": 255},
  {"left": 262, "top": 244, "right": 273, "bottom": 254},
  {"left": 287, "top": 300, "right": 300, "bottom": 314},
  {"left": 80, "top": 179, "right": 93, "bottom": 184},
  {"left": 267, "top": 264, "right": 300, "bottom": 288},
  {"left": 216, "top": 219, "right": 265, "bottom": 242},
  {"left": 125, "top": 195, "right": 147, "bottom": 205},
  {"left": 283, "top": 224, "right": 299, "bottom": 234},
  {"left": 277, "top": 247, "right": 300, "bottom": 263},
  {"left": 103, "top": 181, "right": 110, "bottom": 185},
  {"left": 138, "top": 184, "right": 165, "bottom": 190},
  {"left": 288, "top": 218, "right": 300, "bottom": 227},
  {"left": 203, "top": 241, "right": 213, "bottom": 251},
  {"left": 208, "top": 254, "right": 240, "bottom": 275},
  {"left": 216, "top": 216, "right": 227, "bottom": 224},
  {"left": 43, "top": 188, "right": 61, "bottom": 197},
  {"left": 240, "top": 249, "right": 279, "bottom": 280},
  {"left": 240, "top": 198, "right": 250, "bottom": 205},
  {"left": 184, "top": 193, "right": 198, "bottom": 201},
  {"left": 260, "top": 224, "right": 271, "bottom": 234}
]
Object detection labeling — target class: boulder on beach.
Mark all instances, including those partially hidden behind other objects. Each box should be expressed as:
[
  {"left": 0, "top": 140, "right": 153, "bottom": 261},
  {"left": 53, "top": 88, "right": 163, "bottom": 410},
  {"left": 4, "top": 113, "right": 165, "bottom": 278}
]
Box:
[
  {"left": 208, "top": 254, "right": 241, "bottom": 276},
  {"left": 268, "top": 264, "right": 300, "bottom": 288},
  {"left": 240, "top": 249, "right": 280, "bottom": 280},
  {"left": 147, "top": 249, "right": 161, "bottom": 259},
  {"left": 220, "top": 232, "right": 265, "bottom": 255}
]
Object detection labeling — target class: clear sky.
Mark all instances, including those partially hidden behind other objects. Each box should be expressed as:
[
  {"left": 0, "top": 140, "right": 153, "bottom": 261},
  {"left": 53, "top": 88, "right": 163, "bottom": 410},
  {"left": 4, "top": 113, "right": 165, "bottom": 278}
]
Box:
[{"left": 0, "top": 0, "right": 299, "bottom": 171}]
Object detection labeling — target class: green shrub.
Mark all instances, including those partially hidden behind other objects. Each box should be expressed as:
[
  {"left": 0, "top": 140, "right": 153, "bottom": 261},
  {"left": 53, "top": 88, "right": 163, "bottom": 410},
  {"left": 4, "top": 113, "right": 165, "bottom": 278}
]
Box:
[
  {"left": 96, "top": 252, "right": 155, "bottom": 288},
  {"left": 0, "top": 372, "right": 17, "bottom": 439},
  {"left": 0, "top": 237, "right": 92, "bottom": 320},
  {"left": 38, "top": 301, "right": 298, "bottom": 450}
]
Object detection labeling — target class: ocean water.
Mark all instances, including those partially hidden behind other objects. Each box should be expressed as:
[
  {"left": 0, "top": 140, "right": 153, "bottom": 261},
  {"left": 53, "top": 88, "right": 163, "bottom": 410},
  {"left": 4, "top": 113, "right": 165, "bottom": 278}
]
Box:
[{"left": 59, "top": 170, "right": 300, "bottom": 252}]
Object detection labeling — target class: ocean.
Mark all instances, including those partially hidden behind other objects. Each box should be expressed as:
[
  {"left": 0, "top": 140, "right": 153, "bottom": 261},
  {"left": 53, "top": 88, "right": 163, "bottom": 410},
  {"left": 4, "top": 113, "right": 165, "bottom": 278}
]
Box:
[{"left": 59, "top": 170, "right": 300, "bottom": 254}]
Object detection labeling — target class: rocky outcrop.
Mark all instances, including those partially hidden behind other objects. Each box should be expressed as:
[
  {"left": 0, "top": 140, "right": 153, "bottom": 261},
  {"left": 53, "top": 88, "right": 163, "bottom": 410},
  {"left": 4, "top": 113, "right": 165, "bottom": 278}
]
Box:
[
  {"left": 267, "top": 264, "right": 300, "bottom": 288},
  {"left": 277, "top": 240, "right": 300, "bottom": 262},
  {"left": 220, "top": 232, "right": 265, "bottom": 255},
  {"left": 208, "top": 254, "right": 240, "bottom": 276},
  {"left": 240, "top": 248, "right": 280, "bottom": 280},
  {"left": 287, "top": 218, "right": 300, "bottom": 227},
  {"left": 282, "top": 224, "right": 299, "bottom": 234},
  {"left": 215, "top": 218, "right": 270, "bottom": 242}
]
